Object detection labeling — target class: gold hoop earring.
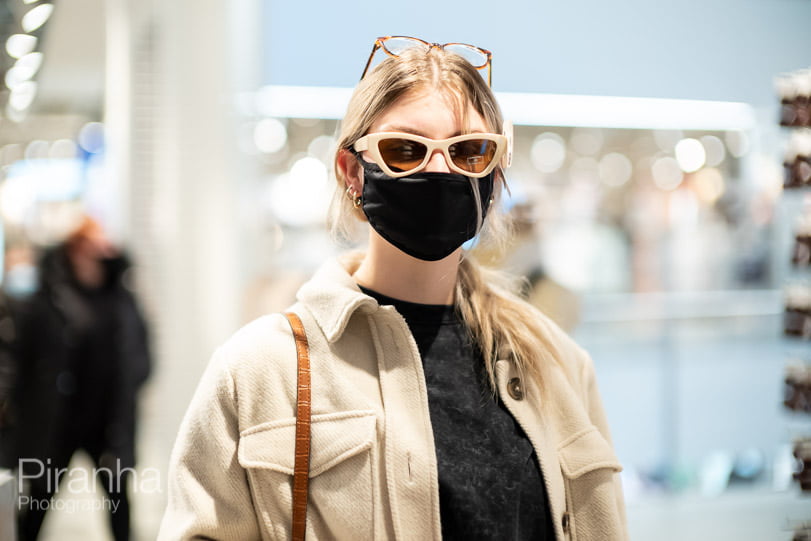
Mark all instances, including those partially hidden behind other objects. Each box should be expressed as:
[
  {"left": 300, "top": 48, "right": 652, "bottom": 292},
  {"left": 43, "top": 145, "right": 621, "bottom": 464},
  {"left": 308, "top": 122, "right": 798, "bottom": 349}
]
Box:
[{"left": 346, "top": 186, "right": 362, "bottom": 209}]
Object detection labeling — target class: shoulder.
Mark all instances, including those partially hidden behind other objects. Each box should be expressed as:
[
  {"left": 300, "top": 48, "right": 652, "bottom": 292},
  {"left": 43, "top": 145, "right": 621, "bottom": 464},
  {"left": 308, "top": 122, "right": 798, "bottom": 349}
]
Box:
[
  {"left": 218, "top": 313, "right": 293, "bottom": 357},
  {"left": 210, "top": 313, "right": 298, "bottom": 381},
  {"left": 189, "top": 313, "right": 305, "bottom": 431}
]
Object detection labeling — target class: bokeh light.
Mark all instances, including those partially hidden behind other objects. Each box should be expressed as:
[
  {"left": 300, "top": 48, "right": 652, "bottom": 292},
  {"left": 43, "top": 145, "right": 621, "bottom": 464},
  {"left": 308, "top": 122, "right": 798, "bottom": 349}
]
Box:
[
  {"left": 752, "top": 154, "right": 784, "bottom": 199},
  {"left": 530, "top": 132, "right": 566, "bottom": 173},
  {"left": 254, "top": 118, "right": 287, "bottom": 154},
  {"left": 0, "top": 176, "right": 36, "bottom": 224},
  {"left": 651, "top": 156, "right": 684, "bottom": 190},
  {"left": 267, "top": 156, "right": 330, "bottom": 227},
  {"left": 1, "top": 144, "right": 23, "bottom": 166},
  {"left": 654, "top": 130, "right": 684, "bottom": 152},
  {"left": 8, "top": 80, "right": 37, "bottom": 111},
  {"left": 22, "top": 4, "right": 54, "bottom": 33},
  {"left": 700, "top": 135, "right": 726, "bottom": 167},
  {"left": 78, "top": 122, "right": 105, "bottom": 154},
  {"left": 569, "top": 157, "right": 600, "bottom": 185},
  {"left": 675, "top": 138, "right": 706, "bottom": 173},
  {"left": 5, "top": 67, "right": 27, "bottom": 90},
  {"left": 570, "top": 128, "right": 604, "bottom": 156},
  {"left": 24, "top": 140, "right": 48, "bottom": 160},
  {"left": 692, "top": 167, "right": 725, "bottom": 204},
  {"left": 307, "top": 135, "right": 336, "bottom": 164},
  {"left": 5, "top": 52, "right": 43, "bottom": 90},
  {"left": 599, "top": 152, "right": 633, "bottom": 187},
  {"left": 49, "top": 139, "right": 78, "bottom": 160},
  {"left": 5, "top": 34, "right": 37, "bottom": 59},
  {"left": 725, "top": 131, "right": 750, "bottom": 158}
]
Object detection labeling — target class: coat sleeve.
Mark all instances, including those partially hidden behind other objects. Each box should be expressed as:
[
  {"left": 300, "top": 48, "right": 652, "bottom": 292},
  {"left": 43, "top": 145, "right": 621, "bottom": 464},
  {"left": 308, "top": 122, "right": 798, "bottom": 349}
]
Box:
[
  {"left": 157, "top": 348, "right": 261, "bottom": 541},
  {"left": 580, "top": 352, "right": 629, "bottom": 540}
]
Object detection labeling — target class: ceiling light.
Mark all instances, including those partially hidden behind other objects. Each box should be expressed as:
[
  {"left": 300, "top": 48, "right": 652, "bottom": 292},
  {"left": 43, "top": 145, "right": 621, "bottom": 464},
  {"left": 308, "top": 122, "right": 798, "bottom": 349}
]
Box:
[
  {"left": 8, "top": 81, "right": 38, "bottom": 111},
  {"left": 5, "top": 34, "right": 37, "bottom": 59},
  {"left": 22, "top": 4, "right": 54, "bottom": 33},
  {"left": 14, "top": 51, "right": 43, "bottom": 76},
  {"left": 255, "top": 86, "right": 756, "bottom": 131}
]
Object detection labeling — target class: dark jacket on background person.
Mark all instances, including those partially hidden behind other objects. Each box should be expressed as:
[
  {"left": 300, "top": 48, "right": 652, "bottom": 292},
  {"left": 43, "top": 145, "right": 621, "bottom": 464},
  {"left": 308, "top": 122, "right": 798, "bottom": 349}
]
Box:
[
  {"left": 0, "top": 294, "right": 18, "bottom": 468},
  {"left": 9, "top": 244, "right": 151, "bottom": 471}
]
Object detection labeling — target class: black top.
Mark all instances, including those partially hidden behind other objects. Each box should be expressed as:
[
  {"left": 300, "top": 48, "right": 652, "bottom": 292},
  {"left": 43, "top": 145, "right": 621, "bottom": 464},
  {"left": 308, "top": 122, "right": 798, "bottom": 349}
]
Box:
[{"left": 360, "top": 286, "right": 555, "bottom": 541}]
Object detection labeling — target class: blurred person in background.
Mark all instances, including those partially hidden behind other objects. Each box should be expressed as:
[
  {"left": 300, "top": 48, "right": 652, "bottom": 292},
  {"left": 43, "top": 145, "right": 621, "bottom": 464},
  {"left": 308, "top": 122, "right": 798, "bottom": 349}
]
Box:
[
  {"left": 1, "top": 243, "right": 40, "bottom": 466},
  {"left": 0, "top": 243, "right": 39, "bottom": 464},
  {"left": 503, "top": 201, "right": 582, "bottom": 333},
  {"left": 161, "top": 36, "right": 625, "bottom": 540},
  {"left": 11, "top": 215, "right": 151, "bottom": 541},
  {"left": 0, "top": 292, "right": 17, "bottom": 470}
]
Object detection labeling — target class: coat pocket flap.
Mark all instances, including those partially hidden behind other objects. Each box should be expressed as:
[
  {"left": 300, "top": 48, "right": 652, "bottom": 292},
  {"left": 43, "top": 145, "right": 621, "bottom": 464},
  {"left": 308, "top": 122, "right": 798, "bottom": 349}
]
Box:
[
  {"left": 558, "top": 427, "right": 623, "bottom": 479},
  {"left": 238, "top": 410, "right": 377, "bottom": 477}
]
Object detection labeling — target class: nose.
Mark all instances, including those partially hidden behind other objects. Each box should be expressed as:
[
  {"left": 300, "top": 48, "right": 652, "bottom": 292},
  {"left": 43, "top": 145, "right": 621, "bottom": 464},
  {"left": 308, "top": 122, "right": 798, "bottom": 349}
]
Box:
[{"left": 424, "top": 149, "right": 451, "bottom": 173}]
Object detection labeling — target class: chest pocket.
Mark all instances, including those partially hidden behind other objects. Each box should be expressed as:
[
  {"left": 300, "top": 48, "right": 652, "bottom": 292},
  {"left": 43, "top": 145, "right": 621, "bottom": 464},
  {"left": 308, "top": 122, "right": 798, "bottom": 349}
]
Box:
[
  {"left": 239, "top": 410, "right": 378, "bottom": 541},
  {"left": 558, "top": 427, "right": 624, "bottom": 541}
]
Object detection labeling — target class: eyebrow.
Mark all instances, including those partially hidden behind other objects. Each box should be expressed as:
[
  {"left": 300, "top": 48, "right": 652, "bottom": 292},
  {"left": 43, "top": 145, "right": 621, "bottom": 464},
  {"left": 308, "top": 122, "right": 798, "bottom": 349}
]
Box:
[{"left": 379, "top": 126, "right": 487, "bottom": 138}]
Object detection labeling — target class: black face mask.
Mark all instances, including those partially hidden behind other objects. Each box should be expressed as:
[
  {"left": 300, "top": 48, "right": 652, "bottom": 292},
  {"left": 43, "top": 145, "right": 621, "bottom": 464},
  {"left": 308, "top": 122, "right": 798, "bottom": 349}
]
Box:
[{"left": 358, "top": 159, "right": 494, "bottom": 261}]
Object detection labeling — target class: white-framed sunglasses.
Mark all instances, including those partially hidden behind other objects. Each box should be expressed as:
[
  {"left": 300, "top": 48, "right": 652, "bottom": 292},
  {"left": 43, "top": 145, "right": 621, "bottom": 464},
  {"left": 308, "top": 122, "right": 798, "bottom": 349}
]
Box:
[{"left": 352, "top": 132, "right": 508, "bottom": 178}]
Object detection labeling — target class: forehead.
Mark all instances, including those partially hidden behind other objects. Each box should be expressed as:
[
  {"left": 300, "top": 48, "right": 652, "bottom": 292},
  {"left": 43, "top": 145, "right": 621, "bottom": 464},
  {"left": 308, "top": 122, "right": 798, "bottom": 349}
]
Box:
[{"left": 369, "top": 87, "right": 488, "bottom": 137}]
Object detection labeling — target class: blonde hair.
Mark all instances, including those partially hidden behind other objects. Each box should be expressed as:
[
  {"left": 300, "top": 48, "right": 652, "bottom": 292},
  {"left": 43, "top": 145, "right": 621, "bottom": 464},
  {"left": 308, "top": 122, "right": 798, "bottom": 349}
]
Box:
[{"left": 331, "top": 47, "right": 562, "bottom": 393}]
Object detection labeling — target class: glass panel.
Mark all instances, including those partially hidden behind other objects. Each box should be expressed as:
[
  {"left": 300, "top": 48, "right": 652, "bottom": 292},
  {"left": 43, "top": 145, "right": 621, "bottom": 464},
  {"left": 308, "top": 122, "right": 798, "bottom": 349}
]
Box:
[
  {"left": 444, "top": 44, "right": 488, "bottom": 68},
  {"left": 382, "top": 37, "right": 427, "bottom": 56}
]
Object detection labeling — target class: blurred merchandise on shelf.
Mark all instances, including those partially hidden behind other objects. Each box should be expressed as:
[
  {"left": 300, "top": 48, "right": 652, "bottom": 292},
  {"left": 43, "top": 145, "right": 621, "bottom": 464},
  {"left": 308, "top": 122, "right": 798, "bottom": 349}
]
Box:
[
  {"left": 792, "top": 207, "right": 811, "bottom": 267},
  {"left": 795, "top": 523, "right": 811, "bottom": 541},
  {"left": 777, "top": 66, "right": 811, "bottom": 536},
  {"left": 783, "top": 129, "right": 811, "bottom": 189},
  {"left": 784, "top": 284, "right": 811, "bottom": 338},
  {"left": 793, "top": 438, "right": 811, "bottom": 492},
  {"left": 784, "top": 363, "right": 811, "bottom": 413},
  {"left": 777, "top": 68, "right": 811, "bottom": 128}
]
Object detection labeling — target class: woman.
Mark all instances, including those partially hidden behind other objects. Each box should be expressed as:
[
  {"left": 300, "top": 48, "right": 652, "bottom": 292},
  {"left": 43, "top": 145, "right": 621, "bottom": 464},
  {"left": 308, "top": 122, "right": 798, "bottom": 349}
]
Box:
[{"left": 160, "top": 36, "right": 627, "bottom": 540}]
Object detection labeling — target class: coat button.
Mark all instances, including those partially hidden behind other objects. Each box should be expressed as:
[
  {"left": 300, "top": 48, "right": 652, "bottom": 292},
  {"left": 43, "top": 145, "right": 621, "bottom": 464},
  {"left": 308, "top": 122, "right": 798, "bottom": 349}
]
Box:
[
  {"left": 507, "top": 377, "right": 524, "bottom": 400},
  {"left": 562, "top": 512, "right": 570, "bottom": 533}
]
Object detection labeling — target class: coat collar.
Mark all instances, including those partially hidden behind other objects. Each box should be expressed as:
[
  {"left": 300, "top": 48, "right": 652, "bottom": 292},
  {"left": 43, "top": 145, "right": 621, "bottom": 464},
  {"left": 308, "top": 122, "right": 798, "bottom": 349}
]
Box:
[{"left": 295, "top": 252, "right": 379, "bottom": 343}]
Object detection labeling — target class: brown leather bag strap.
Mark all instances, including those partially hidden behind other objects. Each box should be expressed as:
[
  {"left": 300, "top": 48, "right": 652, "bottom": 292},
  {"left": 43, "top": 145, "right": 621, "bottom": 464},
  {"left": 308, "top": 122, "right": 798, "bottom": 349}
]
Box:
[{"left": 284, "top": 312, "right": 311, "bottom": 541}]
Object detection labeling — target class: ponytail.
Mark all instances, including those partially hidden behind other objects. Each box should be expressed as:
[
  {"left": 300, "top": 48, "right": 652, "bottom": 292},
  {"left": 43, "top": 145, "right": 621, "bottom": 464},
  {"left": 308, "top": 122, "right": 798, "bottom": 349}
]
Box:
[{"left": 455, "top": 257, "right": 563, "bottom": 395}]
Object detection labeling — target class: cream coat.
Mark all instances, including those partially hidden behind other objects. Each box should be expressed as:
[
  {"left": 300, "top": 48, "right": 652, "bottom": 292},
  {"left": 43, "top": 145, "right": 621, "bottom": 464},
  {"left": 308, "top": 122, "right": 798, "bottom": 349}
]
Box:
[{"left": 158, "top": 253, "right": 628, "bottom": 540}]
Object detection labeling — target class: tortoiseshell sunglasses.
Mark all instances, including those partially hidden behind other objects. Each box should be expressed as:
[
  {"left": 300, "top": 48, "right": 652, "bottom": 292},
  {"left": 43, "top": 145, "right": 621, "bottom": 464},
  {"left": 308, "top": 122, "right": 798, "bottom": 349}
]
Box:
[{"left": 360, "top": 35, "right": 493, "bottom": 86}]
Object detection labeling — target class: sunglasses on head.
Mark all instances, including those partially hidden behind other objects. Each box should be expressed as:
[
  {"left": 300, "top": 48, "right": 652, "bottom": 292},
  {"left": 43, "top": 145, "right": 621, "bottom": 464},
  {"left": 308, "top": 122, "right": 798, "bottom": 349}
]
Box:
[
  {"left": 353, "top": 132, "right": 508, "bottom": 178},
  {"left": 361, "top": 36, "right": 493, "bottom": 86}
]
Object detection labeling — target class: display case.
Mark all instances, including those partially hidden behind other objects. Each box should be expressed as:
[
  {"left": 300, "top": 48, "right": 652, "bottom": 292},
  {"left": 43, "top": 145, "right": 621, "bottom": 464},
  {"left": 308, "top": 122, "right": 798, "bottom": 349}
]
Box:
[{"left": 777, "top": 66, "right": 811, "bottom": 541}]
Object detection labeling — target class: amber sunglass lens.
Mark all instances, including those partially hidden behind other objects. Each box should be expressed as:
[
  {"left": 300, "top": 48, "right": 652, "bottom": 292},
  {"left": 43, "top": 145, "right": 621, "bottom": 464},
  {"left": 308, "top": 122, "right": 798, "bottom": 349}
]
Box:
[
  {"left": 377, "top": 138, "right": 427, "bottom": 171},
  {"left": 449, "top": 139, "right": 497, "bottom": 173}
]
